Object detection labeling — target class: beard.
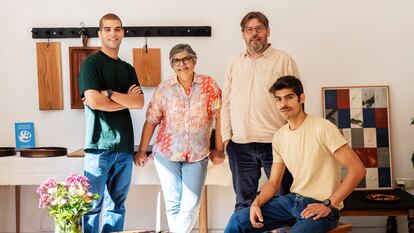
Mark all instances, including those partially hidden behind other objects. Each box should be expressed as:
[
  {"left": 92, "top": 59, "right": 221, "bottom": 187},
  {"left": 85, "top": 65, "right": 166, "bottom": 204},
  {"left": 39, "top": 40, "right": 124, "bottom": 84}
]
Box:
[{"left": 248, "top": 38, "right": 266, "bottom": 53}]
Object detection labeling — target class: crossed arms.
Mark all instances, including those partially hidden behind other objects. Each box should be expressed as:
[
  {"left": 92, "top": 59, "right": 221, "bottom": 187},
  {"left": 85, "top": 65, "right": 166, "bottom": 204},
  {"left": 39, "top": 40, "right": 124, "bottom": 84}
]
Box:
[{"left": 83, "top": 84, "right": 144, "bottom": 111}]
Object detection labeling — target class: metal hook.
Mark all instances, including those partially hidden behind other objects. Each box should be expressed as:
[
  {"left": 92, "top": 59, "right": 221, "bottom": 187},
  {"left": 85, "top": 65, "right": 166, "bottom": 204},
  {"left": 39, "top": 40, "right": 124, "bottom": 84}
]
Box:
[
  {"left": 46, "top": 31, "right": 50, "bottom": 48},
  {"left": 143, "top": 36, "right": 148, "bottom": 53},
  {"left": 143, "top": 30, "right": 149, "bottom": 53},
  {"left": 79, "top": 22, "right": 88, "bottom": 47}
]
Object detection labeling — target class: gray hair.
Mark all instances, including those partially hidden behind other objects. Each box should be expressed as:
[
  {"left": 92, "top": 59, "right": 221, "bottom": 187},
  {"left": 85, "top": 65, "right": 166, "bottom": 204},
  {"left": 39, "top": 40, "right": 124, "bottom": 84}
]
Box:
[{"left": 169, "top": 44, "right": 197, "bottom": 65}]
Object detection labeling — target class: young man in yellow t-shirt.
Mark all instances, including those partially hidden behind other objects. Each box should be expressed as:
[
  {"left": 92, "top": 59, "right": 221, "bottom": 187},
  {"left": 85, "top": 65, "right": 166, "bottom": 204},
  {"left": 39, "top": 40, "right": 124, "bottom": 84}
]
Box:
[{"left": 224, "top": 76, "right": 366, "bottom": 233}]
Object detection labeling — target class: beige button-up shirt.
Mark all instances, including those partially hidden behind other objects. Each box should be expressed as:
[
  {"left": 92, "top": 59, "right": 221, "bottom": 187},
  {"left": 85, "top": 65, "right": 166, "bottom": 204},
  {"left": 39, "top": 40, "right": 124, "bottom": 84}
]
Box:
[{"left": 221, "top": 45, "right": 300, "bottom": 143}]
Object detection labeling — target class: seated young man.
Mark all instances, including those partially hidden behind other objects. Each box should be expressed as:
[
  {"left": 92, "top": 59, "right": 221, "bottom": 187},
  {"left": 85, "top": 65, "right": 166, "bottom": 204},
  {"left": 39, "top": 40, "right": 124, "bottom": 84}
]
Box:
[{"left": 224, "top": 76, "right": 366, "bottom": 233}]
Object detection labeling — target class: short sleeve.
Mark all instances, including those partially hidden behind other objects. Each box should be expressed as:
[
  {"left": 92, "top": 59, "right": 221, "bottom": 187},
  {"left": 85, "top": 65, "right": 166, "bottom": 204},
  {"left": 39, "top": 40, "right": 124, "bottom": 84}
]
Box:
[
  {"left": 78, "top": 59, "right": 101, "bottom": 97},
  {"left": 128, "top": 64, "right": 140, "bottom": 87},
  {"left": 209, "top": 78, "right": 222, "bottom": 118},
  {"left": 320, "top": 119, "right": 348, "bottom": 154},
  {"left": 146, "top": 85, "right": 164, "bottom": 124},
  {"left": 272, "top": 133, "right": 284, "bottom": 163}
]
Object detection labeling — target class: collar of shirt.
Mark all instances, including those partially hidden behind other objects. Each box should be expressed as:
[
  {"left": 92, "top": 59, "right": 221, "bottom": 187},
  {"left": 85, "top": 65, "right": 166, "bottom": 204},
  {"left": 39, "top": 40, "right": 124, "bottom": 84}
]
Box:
[
  {"left": 242, "top": 43, "right": 273, "bottom": 59},
  {"left": 169, "top": 73, "right": 203, "bottom": 86}
]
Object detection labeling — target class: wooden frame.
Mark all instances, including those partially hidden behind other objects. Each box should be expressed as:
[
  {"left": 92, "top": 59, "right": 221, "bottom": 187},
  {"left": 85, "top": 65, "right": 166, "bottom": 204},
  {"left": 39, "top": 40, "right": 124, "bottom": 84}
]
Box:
[
  {"left": 322, "top": 86, "right": 393, "bottom": 190},
  {"left": 69, "top": 47, "right": 100, "bottom": 109}
]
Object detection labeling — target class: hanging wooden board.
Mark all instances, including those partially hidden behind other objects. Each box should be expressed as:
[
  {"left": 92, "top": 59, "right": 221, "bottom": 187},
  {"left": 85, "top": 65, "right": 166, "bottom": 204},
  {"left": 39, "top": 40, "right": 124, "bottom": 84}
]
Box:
[
  {"left": 69, "top": 47, "right": 100, "bottom": 109},
  {"left": 133, "top": 48, "right": 161, "bottom": 86},
  {"left": 36, "top": 42, "right": 63, "bottom": 110}
]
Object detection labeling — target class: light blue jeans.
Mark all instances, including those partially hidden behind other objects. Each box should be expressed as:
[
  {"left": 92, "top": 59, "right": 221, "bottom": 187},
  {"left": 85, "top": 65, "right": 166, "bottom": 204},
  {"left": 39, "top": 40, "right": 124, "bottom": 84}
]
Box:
[
  {"left": 83, "top": 149, "right": 133, "bottom": 233},
  {"left": 154, "top": 153, "right": 208, "bottom": 233}
]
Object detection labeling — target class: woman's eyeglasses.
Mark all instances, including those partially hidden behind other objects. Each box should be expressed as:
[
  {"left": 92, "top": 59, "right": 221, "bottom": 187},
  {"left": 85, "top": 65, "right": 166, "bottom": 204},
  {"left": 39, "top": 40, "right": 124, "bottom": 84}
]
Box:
[{"left": 171, "top": 56, "right": 192, "bottom": 66}]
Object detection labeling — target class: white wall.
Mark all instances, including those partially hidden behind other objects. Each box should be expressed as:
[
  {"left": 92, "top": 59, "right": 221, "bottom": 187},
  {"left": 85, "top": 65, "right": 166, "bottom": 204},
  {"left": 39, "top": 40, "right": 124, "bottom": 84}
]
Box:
[{"left": 1, "top": 0, "right": 414, "bottom": 232}]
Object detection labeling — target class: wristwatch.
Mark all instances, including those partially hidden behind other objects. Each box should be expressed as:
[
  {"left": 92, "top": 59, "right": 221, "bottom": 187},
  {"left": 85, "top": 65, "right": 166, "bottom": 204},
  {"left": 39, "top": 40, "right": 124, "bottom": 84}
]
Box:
[
  {"left": 107, "top": 89, "right": 113, "bottom": 100},
  {"left": 322, "top": 199, "right": 333, "bottom": 209}
]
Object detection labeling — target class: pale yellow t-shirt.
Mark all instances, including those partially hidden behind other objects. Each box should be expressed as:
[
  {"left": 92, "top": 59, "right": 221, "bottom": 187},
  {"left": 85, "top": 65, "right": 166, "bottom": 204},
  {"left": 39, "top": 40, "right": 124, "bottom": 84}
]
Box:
[{"left": 272, "top": 115, "right": 347, "bottom": 208}]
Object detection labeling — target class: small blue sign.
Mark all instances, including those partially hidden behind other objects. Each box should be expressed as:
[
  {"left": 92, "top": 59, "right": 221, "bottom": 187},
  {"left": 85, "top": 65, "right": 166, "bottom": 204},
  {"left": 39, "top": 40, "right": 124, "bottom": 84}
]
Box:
[{"left": 15, "top": 122, "right": 35, "bottom": 148}]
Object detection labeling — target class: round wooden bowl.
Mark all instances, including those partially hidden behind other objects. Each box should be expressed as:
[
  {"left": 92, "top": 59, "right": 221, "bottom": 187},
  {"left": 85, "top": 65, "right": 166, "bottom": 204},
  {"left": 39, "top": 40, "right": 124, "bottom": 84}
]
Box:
[
  {"left": 19, "top": 147, "right": 67, "bottom": 158},
  {"left": 0, "top": 147, "right": 17, "bottom": 157}
]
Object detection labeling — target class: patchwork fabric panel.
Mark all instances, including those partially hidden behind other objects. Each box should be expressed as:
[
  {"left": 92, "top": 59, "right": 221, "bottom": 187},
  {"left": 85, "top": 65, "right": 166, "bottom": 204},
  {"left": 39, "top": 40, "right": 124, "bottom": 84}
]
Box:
[{"left": 323, "top": 86, "right": 392, "bottom": 189}]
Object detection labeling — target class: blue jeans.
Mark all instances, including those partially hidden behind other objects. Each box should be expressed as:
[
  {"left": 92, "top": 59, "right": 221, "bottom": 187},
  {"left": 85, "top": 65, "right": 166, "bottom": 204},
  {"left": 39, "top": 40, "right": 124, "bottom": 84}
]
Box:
[
  {"left": 83, "top": 149, "right": 133, "bottom": 233},
  {"left": 226, "top": 141, "right": 293, "bottom": 211},
  {"left": 224, "top": 193, "right": 340, "bottom": 233},
  {"left": 154, "top": 153, "right": 208, "bottom": 233}
]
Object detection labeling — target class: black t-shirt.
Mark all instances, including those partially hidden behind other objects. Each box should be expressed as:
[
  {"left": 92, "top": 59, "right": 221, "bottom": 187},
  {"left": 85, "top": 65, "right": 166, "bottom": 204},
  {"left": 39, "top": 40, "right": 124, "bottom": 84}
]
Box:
[{"left": 78, "top": 51, "right": 139, "bottom": 154}]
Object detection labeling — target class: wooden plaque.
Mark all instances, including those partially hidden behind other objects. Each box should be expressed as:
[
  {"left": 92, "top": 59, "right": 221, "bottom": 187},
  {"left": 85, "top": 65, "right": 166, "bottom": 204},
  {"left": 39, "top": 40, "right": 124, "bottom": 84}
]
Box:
[
  {"left": 36, "top": 42, "right": 63, "bottom": 110},
  {"left": 133, "top": 48, "right": 161, "bottom": 87}
]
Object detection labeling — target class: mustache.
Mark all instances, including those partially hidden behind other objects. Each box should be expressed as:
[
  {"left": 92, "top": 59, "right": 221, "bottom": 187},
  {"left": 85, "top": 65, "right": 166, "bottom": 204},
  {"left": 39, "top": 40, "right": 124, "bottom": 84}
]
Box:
[{"left": 250, "top": 37, "right": 260, "bottom": 41}]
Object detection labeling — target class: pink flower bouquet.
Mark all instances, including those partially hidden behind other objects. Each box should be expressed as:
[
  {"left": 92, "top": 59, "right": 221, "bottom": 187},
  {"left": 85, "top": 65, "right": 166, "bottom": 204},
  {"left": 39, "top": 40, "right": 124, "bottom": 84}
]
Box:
[{"left": 36, "top": 173, "right": 99, "bottom": 232}]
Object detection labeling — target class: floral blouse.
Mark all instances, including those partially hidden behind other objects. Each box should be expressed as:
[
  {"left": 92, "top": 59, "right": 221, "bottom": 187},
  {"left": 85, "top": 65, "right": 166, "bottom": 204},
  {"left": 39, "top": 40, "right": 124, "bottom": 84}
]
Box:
[{"left": 146, "top": 74, "right": 222, "bottom": 162}]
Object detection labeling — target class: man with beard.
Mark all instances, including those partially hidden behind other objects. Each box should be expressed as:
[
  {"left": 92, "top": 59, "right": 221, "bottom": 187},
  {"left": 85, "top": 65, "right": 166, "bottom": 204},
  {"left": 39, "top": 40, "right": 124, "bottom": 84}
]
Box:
[{"left": 221, "top": 11, "right": 301, "bottom": 212}]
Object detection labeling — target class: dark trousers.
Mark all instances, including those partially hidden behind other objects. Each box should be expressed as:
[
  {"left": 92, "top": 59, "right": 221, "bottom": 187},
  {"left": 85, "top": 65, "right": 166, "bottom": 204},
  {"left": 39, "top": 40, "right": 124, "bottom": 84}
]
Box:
[{"left": 226, "top": 140, "right": 293, "bottom": 211}]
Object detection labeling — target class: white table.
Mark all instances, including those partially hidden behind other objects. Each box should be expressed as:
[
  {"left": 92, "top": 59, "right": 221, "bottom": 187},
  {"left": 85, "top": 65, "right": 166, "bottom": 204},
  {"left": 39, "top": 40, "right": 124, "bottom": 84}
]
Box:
[{"left": 0, "top": 155, "right": 232, "bottom": 233}]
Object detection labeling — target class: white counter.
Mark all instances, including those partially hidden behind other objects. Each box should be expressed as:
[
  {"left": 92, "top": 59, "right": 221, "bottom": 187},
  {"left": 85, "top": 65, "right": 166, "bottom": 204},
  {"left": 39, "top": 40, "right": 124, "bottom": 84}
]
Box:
[
  {"left": 0, "top": 155, "right": 232, "bottom": 187},
  {"left": 0, "top": 155, "right": 233, "bottom": 233}
]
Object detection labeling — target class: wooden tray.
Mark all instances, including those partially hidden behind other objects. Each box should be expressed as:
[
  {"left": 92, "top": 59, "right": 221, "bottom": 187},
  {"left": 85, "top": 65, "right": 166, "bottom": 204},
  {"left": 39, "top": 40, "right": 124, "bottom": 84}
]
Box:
[
  {"left": 366, "top": 193, "right": 400, "bottom": 203},
  {"left": 67, "top": 145, "right": 153, "bottom": 158},
  {"left": 0, "top": 147, "right": 16, "bottom": 157},
  {"left": 19, "top": 147, "right": 67, "bottom": 158}
]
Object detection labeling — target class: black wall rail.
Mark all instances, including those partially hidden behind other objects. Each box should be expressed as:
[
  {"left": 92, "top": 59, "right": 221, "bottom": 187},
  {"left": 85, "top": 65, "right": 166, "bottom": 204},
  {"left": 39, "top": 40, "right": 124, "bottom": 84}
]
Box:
[{"left": 31, "top": 26, "right": 211, "bottom": 39}]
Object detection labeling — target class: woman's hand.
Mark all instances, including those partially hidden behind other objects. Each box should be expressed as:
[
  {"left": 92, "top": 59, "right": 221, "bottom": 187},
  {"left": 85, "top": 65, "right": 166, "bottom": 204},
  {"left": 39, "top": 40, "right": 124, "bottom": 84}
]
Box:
[
  {"left": 210, "top": 150, "right": 225, "bottom": 165},
  {"left": 134, "top": 151, "right": 148, "bottom": 167}
]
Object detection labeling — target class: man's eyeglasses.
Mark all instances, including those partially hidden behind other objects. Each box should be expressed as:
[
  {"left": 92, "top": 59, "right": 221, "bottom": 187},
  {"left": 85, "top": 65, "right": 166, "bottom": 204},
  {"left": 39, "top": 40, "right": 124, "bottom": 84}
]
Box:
[
  {"left": 171, "top": 56, "right": 192, "bottom": 66},
  {"left": 243, "top": 26, "right": 267, "bottom": 34}
]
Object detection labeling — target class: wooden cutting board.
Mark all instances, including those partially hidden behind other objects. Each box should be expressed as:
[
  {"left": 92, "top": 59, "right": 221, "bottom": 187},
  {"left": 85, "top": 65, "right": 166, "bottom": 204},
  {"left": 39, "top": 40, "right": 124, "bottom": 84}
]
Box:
[
  {"left": 69, "top": 47, "right": 100, "bottom": 109},
  {"left": 133, "top": 48, "right": 161, "bottom": 86},
  {"left": 36, "top": 42, "right": 63, "bottom": 110}
]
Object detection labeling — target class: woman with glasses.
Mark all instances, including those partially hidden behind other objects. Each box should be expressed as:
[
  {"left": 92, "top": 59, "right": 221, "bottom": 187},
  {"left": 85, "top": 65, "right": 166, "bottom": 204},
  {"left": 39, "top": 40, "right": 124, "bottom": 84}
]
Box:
[{"left": 135, "top": 44, "right": 224, "bottom": 233}]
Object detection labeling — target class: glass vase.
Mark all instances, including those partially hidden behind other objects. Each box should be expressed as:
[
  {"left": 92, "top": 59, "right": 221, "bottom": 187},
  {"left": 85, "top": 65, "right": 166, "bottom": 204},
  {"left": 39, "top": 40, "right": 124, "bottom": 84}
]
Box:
[{"left": 54, "top": 217, "right": 82, "bottom": 233}]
